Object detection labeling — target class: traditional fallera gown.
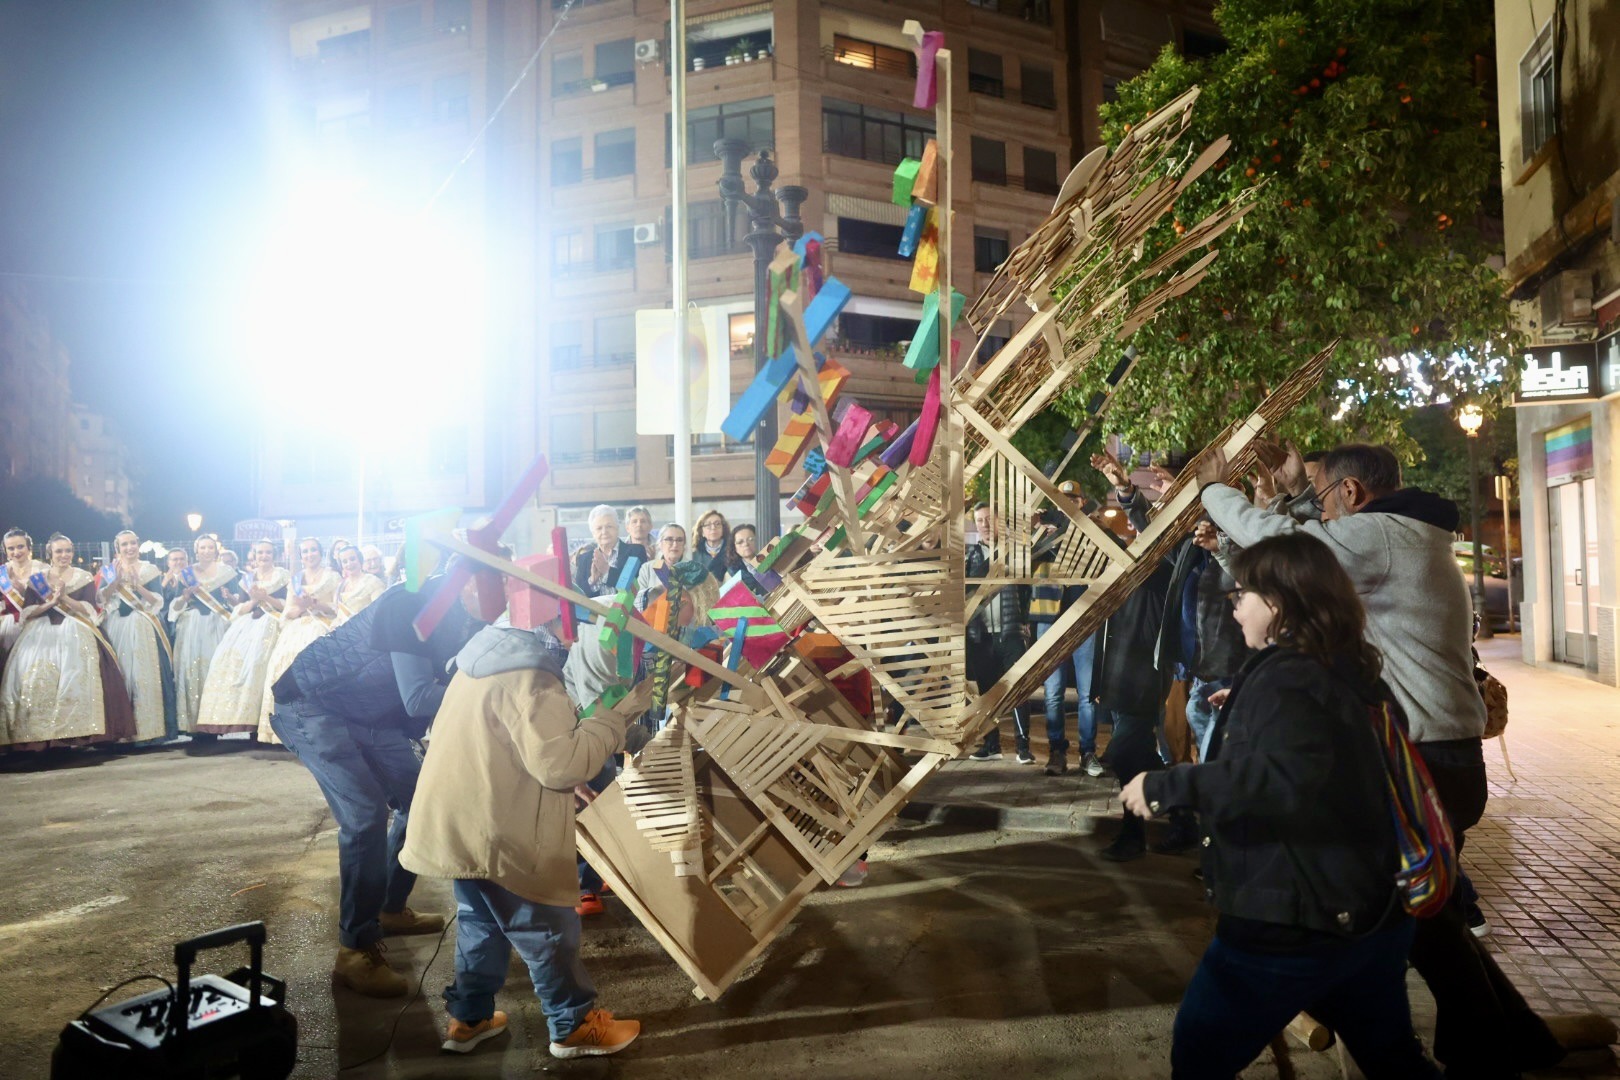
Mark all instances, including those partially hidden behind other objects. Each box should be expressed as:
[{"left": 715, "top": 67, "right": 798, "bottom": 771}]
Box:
[
  {"left": 194, "top": 567, "right": 290, "bottom": 735},
  {"left": 168, "top": 561, "right": 239, "bottom": 733},
  {"left": 0, "top": 558, "right": 47, "bottom": 658},
  {"left": 255, "top": 566, "right": 342, "bottom": 743},
  {"left": 0, "top": 565, "right": 135, "bottom": 748},
  {"left": 334, "top": 572, "right": 385, "bottom": 625},
  {"left": 102, "top": 559, "right": 175, "bottom": 744}
]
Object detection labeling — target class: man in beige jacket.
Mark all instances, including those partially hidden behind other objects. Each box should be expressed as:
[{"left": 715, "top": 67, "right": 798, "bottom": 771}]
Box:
[{"left": 400, "top": 612, "right": 640, "bottom": 1059}]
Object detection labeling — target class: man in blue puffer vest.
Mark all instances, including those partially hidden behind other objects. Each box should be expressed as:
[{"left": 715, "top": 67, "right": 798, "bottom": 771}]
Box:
[{"left": 270, "top": 565, "right": 485, "bottom": 997}]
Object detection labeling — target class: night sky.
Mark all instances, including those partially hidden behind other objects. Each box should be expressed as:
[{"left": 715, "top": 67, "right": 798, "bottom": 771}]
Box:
[{"left": 0, "top": 0, "right": 280, "bottom": 538}]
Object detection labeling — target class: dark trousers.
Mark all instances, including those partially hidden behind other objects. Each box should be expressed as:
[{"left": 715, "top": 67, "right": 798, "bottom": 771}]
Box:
[
  {"left": 1411, "top": 739, "right": 1562, "bottom": 1076},
  {"left": 971, "top": 630, "right": 1031, "bottom": 754},
  {"left": 271, "top": 702, "right": 420, "bottom": 949},
  {"left": 1106, "top": 707, "right": 1164, "bottom": 843},
  {"left": 1173, "top": 920, "right": 1438, "bottom": 1079}
]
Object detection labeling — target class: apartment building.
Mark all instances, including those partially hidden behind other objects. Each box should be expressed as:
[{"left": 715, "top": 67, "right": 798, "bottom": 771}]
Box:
[
  {"left": 1496, "top": 0, "right": 1620, "bottom": 683},
  {"left": 69, "top": 405, "right": 135, "bottom": 524},
  {"left": 261, "top": 0, "right": 1215, "bottom": 544},
  {"left": 0, "top": 281, "right": 75, "bottom": 487}
]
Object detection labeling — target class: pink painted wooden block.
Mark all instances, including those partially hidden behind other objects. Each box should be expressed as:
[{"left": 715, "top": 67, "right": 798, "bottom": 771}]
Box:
[
  {"left": 909, "top": 366, "right": 942, "bottom": 467},
  {"left": 823, "top": 402, "right": 874, "bottom": 468}
]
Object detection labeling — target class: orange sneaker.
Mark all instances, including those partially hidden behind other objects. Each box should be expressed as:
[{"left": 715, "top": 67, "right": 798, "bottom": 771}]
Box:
[
  {"left": 575, "top": 892, "right": 604, "bottom": 917},
  {"left": 442, "top": 1011, "right": 508, "bottom": 1054},
  {"left": 549, "top": 1008, "right": 640, "bottom": 1059}
]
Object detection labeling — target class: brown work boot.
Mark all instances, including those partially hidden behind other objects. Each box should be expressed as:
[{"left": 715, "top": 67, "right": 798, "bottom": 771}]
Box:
[
  {"left": 549, "top": 1008, "right": 640, "bottom": 1059},
  {"left": 379, "top": 907, "right": 446, "bottom": 936},
  {"left": 333, "top": 943, "right": 409, "bottom": 998}
]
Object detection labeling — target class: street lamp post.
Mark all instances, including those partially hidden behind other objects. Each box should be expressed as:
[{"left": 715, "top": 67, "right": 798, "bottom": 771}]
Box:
[
  {"left": 1458, "top": 405, "right": 1493, "bottom": 640},
  {"left": 714, "top": 139, "right": 808, "bottom": 541},
  {"left": 186, "top": 512, "right": 203, "bottom": 536}
]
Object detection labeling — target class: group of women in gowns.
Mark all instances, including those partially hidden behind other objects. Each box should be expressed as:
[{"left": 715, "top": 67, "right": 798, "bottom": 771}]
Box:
[{"left": 0, "top": 528, "right": 389, "bottom": 753}]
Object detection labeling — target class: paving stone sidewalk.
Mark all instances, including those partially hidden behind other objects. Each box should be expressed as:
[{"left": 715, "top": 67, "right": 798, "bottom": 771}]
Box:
[{"left": 908, "top": 635, "right": 1620, "bottom": 1070}]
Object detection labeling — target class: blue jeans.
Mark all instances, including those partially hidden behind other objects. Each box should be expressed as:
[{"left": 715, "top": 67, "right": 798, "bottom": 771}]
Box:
[
  {"left": 1173, "top": 920, "right": 1438, "bottom": 1079},
  {"left": 445, "top": 879, "right": 596, "bottom": 1042},
  {"left": 1185, "top": 676, "right": 1229, "bottom": 762},
  {"left": 271, "top": 702, "right": 420, "bottom": 949},
  {"left": 1034, "top": 623, "right": 1096, "bottom": 755}
]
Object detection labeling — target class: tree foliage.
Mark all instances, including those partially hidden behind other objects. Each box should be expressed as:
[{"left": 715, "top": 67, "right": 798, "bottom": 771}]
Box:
[{"left": 1071, "top": 0, "right": 1515, "bottom": 459}]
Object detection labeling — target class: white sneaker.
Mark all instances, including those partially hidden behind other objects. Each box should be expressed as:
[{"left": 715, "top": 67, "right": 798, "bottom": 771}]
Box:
[{"left": 1083, "top": 753, "right": 1105, "bottom": 777}]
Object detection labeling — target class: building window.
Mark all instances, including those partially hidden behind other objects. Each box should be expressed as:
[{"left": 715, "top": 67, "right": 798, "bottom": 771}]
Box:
[
  {"left": 665, "top": 200, "right": 733, "bottom": 260},
  {"left": 551, "top": 413, "right": 590, "bottom": 463},
  {"left": 434, "top": 0, "right": 470, "bottom": 33},
  {"left": 1020, "top": 63, "right": 1055, "bottom": 109},
  {"left": 595, "top": 314, "right": 636, "bottom": 364},
  {"left": 553, "top": 51, "right": 584, "bottom": 95},
  {"left": 594, "top": 409, "right": 638, "bottom": 461},
  {"left": 595, "top": 128, "right": 635, "bottom": 178},
  {"left": 553, "top": 229, "right": 585, "bottom": 272},
  {"left": 433, "top": 73, "right": 469, "bottom": 123},
  {"left": 975, "top": 227, "right": 1010, "bottom": 272},
  {"left": 1520, "top": 21, "right": 1556, "bottom": 163},
  {"left": 1024, "top": 147, "right": 1059, "bottom": 195},
  {"left": 837, "top": 217, "right": 907, "bottom": 260},
  {"left": 383, "top": 83, "right": 422, "bottom": 130},
  {"left": 729, "top": 312, "right": 755, "bottom": 355},
  {"left": 971, "top": 136, "right": 1007, "bottom": 184},
  {"left": 831, "top": 34, "right": 915, "bottom": 78},
  {"left": 595, "top": 39, "right": 635, "bottom": 87},
  {"left": 551, "top": 320, "right": 583, "bottom": 369},
  {"left": 385, "top": 3, "right": 424, "bottom": 47},
  {"left": 685, "top": 12, "right": 774, "bottom": 71},
  {"left": 595, "top": 224, "right": 635, "bottom": 271},
  {"left": 1182, "top": 29, "right": 1226, "bottom": 59},
  {"left": 968, "top": 49, "right": 1004, "bottom": 97},
  {"left": 551, "top": 137, "right": 582, "bottom": 185},
  {"left": 822, "top": 97, "right": 935, "bottom": 165},
  {"left": 670, "top": 98, "right": 775, "bottom": 164},
  {"left": 1102, "top": 76, "right": 1121, "bottom": 104},
  {"left": 838, "top": 313, "right": 914, "bottom": 350}
]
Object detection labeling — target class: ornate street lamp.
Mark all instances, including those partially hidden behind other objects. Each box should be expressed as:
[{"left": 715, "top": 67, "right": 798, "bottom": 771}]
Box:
[
  {"left": 186, "top": 512, "right": 203, "bottom": 535},
  {"left": 1457, "top": 405, "right": 1493, "bottom": 639},
  {"left": 714, "top": 139, "right": 808, "bottom": 540}
]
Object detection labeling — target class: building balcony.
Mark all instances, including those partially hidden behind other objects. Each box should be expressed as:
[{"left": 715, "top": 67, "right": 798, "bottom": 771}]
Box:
[
  {"left": 966, "top": 0, "right": 1053, "bottom": 29},
  {"left": 552, "top": 71, "right": 635, "bottom": 100}
]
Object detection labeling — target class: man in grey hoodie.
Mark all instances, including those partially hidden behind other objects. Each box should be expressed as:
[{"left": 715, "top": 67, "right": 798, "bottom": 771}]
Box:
[{"left": 1195, "top": 442, "right": 1572, "bottom": 1076}]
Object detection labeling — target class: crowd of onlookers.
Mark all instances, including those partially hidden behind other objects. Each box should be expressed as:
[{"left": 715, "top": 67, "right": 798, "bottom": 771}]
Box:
[{"left": 6, "top": 444, "right": 1618, "bottom": 1074}]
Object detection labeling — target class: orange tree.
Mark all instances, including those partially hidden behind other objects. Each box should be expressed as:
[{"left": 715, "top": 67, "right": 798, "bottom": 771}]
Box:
[{"left": 1062, "top": 0, "right": 1515, "bottom": 457}]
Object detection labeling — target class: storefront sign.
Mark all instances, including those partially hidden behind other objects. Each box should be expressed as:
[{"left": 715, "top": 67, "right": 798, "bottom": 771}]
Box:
[{"left": 1515, "top": 343, "right": 1599, "bottom": 404}]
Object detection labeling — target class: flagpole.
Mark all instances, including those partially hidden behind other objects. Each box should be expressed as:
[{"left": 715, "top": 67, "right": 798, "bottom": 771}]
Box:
[{"left": 670, "top": 0, "right": 693, "bottom": 531}]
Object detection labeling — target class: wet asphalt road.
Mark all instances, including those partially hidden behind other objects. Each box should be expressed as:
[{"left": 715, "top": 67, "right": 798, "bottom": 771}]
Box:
[{"left": 1, "top": 739, "right": 1361, "bottom": 1079}]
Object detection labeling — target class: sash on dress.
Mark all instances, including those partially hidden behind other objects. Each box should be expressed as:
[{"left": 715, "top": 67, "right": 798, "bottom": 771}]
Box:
[{"left": 112, "top": 578, "right": 176, "bottom": 666}]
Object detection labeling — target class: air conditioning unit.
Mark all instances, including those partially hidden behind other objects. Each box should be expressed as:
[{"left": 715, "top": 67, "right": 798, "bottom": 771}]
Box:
[
  {"left": 633, "top": 222, "right": 661, "bottom": 245},
  {"left": 1539, "top": 269, "right": 1595, "bottom": 330},
  {"left": 634, "top": 38, "right": 661, "bottom": 63}
]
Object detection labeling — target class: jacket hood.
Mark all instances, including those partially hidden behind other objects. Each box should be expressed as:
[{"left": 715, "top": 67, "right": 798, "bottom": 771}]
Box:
[
  {"left": 457, "top": 624, "right": 566, "bottom": 679},
  {"left": 1360, "top": 487, "right": 1459, "bottom": 532}
]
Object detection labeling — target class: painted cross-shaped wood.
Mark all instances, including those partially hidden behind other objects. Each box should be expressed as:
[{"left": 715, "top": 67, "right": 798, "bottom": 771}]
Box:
[{"left": 410, "top": 452, "right": 552, "bottom": 640}]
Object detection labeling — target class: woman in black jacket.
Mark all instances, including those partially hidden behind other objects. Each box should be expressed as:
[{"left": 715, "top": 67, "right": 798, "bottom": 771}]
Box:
[{"left": 1121, "top": 532, "right": 1438, "bottom": 1079}]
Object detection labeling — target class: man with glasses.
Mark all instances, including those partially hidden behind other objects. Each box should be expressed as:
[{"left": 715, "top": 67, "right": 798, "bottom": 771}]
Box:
[{"left": 1194, "top": 442, "right": 1581, "bottom": 1076}]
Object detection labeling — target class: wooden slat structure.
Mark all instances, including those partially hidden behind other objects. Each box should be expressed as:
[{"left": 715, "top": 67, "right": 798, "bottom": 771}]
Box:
[{"left": 432, "top": 39, "right": 1335, "bottom": 1000}]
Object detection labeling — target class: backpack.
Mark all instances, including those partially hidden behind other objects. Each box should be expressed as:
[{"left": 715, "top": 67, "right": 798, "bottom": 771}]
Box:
[{"left": 1369, "top": 699, "right": 1458, "bottom": 918}]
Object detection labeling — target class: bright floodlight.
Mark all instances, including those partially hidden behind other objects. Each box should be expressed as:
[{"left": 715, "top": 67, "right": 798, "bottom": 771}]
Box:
[
  {"left": 244, "top": 177, "right": 485, "bottom": 441},
  {"left": 186, "top": 512, "right": 204, "bottom": 532}
]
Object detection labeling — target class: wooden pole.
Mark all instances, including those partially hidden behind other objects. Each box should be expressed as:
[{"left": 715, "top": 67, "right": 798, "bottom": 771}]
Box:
[{"left": 670, "top": 0, "right": 693, "bottom": 529}]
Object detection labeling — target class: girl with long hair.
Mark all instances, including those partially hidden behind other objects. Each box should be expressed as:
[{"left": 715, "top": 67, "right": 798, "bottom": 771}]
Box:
[{"left": 1121, "top": 532, "right": 1438, "bottom": 1078}]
